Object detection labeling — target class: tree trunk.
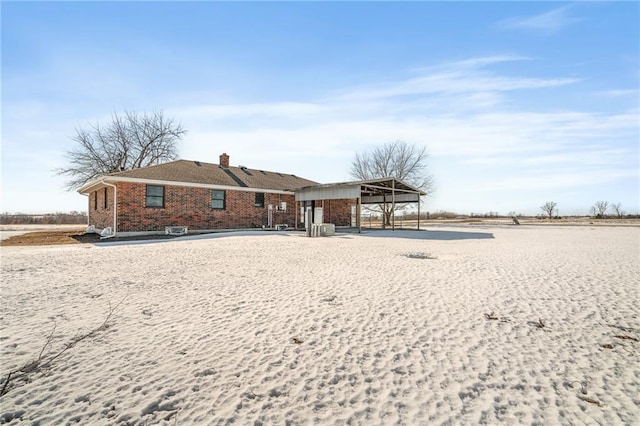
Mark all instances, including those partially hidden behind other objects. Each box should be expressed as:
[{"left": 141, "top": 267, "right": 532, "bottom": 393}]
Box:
[{"left": 384, "top": 210, "right": 392, "bottom": 226}]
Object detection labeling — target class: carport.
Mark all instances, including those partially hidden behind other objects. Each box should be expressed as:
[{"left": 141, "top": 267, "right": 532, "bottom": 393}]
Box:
[{"left": 294, "top": 178, "right": 426, "bottom": 233}]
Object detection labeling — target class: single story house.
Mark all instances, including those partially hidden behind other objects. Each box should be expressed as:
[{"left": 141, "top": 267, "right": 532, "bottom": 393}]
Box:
[{"left": 78, "top": 153, "right": 360, "bottom": 236}]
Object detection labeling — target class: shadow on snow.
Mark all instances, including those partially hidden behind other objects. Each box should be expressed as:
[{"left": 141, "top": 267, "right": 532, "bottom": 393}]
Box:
[
  {"left": 92, "top": 228, "right": 494, "bottom": 247},
  {"left": 356, "top": 229, "right": 494, "bottom": 241}
]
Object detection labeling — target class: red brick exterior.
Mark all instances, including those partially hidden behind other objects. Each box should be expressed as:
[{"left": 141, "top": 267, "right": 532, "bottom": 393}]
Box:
[
  {"left": 321, "top": 199, "right": 356, "bottom": 226},
  {"left": 87, "top": 183, "right": 357, "bottom": 233},
  {"left": 219, "top": 153, "right": 230, "bottom": 168},
  {"left": 86, "top": 182, "right": 300, "bottom": 233},
  {"left": 88, "top": 186, "right": 115, "bottom": 230}
]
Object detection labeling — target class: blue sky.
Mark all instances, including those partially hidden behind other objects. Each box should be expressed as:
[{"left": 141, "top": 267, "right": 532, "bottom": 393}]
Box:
[{"left": 2, "top": 1, "right": 638, "bottom": 216}]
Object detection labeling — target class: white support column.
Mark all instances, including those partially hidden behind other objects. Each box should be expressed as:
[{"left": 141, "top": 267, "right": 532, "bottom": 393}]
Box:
[
  {"left": 357, "top": 197, "right": 362, "bottom": 233},
  {"left": 391, "top": 180, "right": 396, "bottom": 231}
]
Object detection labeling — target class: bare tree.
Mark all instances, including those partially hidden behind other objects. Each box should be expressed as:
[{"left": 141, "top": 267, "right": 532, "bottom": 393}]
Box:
[
  {"left": 350, "top": 140, "right": 434, "bottom": 225},
  {"left": 57, "top": 110, "right": 186, "bottom": 190},
  {"left": 593, "top": 201, "right": 609, "bottom": 218},
  {"left": 610, "top": 202, "right": 624, "bottom": 218},
  {"left": 540, "top": 201, "right": 557, "bottom": 219}
]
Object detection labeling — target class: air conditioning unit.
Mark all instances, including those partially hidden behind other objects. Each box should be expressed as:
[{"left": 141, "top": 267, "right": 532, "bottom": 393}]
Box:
[
  {"left": 165, "top": 226, "right": 188, "bottom": 236},
  {"left": 309, "top": 223, "right": 335, "bottom": 237}
]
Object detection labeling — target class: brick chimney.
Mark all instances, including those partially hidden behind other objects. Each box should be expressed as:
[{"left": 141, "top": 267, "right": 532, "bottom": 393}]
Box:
[{"left": 219, "top": 153, "right": 230, "bottom": 168}]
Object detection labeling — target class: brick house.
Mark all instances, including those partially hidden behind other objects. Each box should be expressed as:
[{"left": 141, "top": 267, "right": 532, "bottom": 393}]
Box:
[{"left": 78, "top": 153, "right": 355, "bottom": 236}]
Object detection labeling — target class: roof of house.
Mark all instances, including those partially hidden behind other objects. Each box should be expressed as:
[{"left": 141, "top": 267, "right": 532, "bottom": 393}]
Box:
[{"left": 79, "top": 159, "right": 319, "bottom": 193}]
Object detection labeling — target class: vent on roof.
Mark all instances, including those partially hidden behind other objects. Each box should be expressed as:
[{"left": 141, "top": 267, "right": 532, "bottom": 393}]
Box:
[
  {"left": 260, "top": 170, "right": 267, "bottom": 175},
  {"left": 194, "top": 161, "right": 201, "bottom": 166},
  {"left": 239, "top": 167, "right": 253, "bottom": 176},
  {"left": 276, "top": 173, "right": 283, "bottom": 177},
  {"left": 222, "top": 168, "right": 248, "bottom": 187}
]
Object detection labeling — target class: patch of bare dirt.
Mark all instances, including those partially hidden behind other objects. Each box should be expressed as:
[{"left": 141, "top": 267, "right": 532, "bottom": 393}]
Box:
[{"left": 0, "top": 231, "right": 181, "bottom": 247}]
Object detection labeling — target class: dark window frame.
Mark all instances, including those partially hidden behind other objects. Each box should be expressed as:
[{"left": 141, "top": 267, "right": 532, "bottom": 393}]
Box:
[
  {"left": 94, "top": 191, "right": 98, "bottom": 211},
  {"left": 211, "top": 190, "right": 226, "bottom": 210},
  {"left": 104, "top": 187, "right": 108, "bottom": 209},
  {"left": 254, "top": 192, "right": 264, "bottom": 207},
  {"left": 145, "top": 185, "right": 165, "bottom": 208}
]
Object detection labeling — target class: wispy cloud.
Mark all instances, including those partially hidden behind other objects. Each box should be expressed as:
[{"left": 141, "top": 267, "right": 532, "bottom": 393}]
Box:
[
  {"left": 480, "top": 168, "right": 637, "bottom": 192},
  {"left": 4, "top": 55, "right": 637, "bottom": 214},
  {"left": 335, "top": 56, "right": 580, "bottom": 101},
  {"left": 596, "top": 89, "right": 639, "bottom": 98},
  {"left": 167, "top": 57, "right": 636, "bottom": 200},
  {"left": 497, "top": 6, "right": 582, "bottom": 35}
]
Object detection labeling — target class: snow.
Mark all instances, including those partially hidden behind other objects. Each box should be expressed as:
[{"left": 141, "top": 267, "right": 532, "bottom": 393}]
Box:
[{"left": 1, "top": 225, "right": 638, "bottom": 424}]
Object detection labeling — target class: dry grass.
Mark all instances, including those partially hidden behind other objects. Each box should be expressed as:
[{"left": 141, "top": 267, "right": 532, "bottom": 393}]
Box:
[
  {"left": 0, "top": 231, "right": 100, "bottom": 246},
  {"left": 0, "top": 231, "right": 180, "bottom": 247}
]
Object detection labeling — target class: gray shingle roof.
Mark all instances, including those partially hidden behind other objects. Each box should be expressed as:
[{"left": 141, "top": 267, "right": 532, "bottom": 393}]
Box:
[{"left": 108, "top": 159, "right": 318, "bottom": 191}]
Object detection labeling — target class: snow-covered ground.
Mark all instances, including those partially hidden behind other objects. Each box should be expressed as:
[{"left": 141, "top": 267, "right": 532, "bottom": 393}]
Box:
[{"left": 1, "top": 226, "right": 638, "bottom": 424}]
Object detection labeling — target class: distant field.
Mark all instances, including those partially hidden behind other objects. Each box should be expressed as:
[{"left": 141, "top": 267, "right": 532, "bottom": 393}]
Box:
[
  {"left": 2, "top": 218, "right": 639, "bottom": 246},
  {"left": 363, "top": 217, "right": 640, "bottom": 229}
]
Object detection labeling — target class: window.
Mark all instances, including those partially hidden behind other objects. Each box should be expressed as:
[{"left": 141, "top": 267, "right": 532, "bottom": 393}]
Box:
[
  {"left": 255, "top": 192, "right": 264, "bottom": 207},
  {"left": 146, "top": 185, "right": 164, "bottom": 207},
  {"left": 94, "top": 191, "right": 98, "bottom": 210},
  {"left": 104, "top": 188, "right": 108, "bottom": 209},
  {"left": 212, "top": 190, "right": 225, "bottom": 209}
]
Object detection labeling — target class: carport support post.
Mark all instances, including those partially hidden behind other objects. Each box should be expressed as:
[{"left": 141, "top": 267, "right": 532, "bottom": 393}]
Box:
[
  {"left": 417, "top": 195, "right": 421, "bottom": 231},
  {"left": 357, "top": 197, "right": 362, "bottom": 233},
  {"left": 391, "top": 180, "right": 396, "bottom": 231},
  {"left": 382, "top": 195, "right": 386, "bottom": 230},
  {"left": 305, "top": 207, "right": 312, "bottom": 237}
]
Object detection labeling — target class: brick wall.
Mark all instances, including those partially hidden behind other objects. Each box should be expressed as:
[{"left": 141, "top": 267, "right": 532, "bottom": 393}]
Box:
[
  {"left": 323, "top": 199, "right": 356, "bottom": 226},
  {"left": 114, "top": 182, "right": 298, "bottom": 232},
  {"left": 88, "top": 187, "right": 114, "bottom": 230},
  {"left": 296, "top": 199, "right": 356, "bottom": 226}
]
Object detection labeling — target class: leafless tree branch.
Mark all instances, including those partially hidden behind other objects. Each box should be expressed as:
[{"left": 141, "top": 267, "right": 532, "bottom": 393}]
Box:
[
  {"left": 610, "top": 202, "right": 624, "bottom": 217},
  {"left": 592, "top": 201, "right": 609, "bottom": 218},
  {"left": 540, "top": 201, "right": 557, "bottom": 219},
  {"left": 55, "top": 110, "right": 186, "bottom": 190},
  {"left": 350, "top": 140, "right": 434, "bottom": 225},
  {"left": 0, "top": 297, "right": 125, "bottom": 398}
]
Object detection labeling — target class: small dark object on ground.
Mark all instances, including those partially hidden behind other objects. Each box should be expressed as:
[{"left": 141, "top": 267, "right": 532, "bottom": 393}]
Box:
[
  {"left": 405, "top": 252, "right": 437, "bottom": 260},
  {"left": 578, "top": 395, "right": 603, "bottom": 407},
  {"left": 529, "top": 318, "right": 547, "bottom": 329},
  {"left": 291, "top": 338, "right": 304, "bottom": 345},
  {"left": 601, "top": 343, "right": 614, "bottom": 349},
  {"left": 613, "top": 335, "right": 639, "bottom": 342},
  {"left": 321, "top": 296, "right": 337, "bottom": 304}
]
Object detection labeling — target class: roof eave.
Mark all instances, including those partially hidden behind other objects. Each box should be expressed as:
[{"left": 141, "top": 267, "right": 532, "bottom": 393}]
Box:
[
  {"left": 80, "top": 175, "right": 297, "bottom": 195},
  {"left": 78, "top": 177, "right": 112, "bottom": 194}
]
